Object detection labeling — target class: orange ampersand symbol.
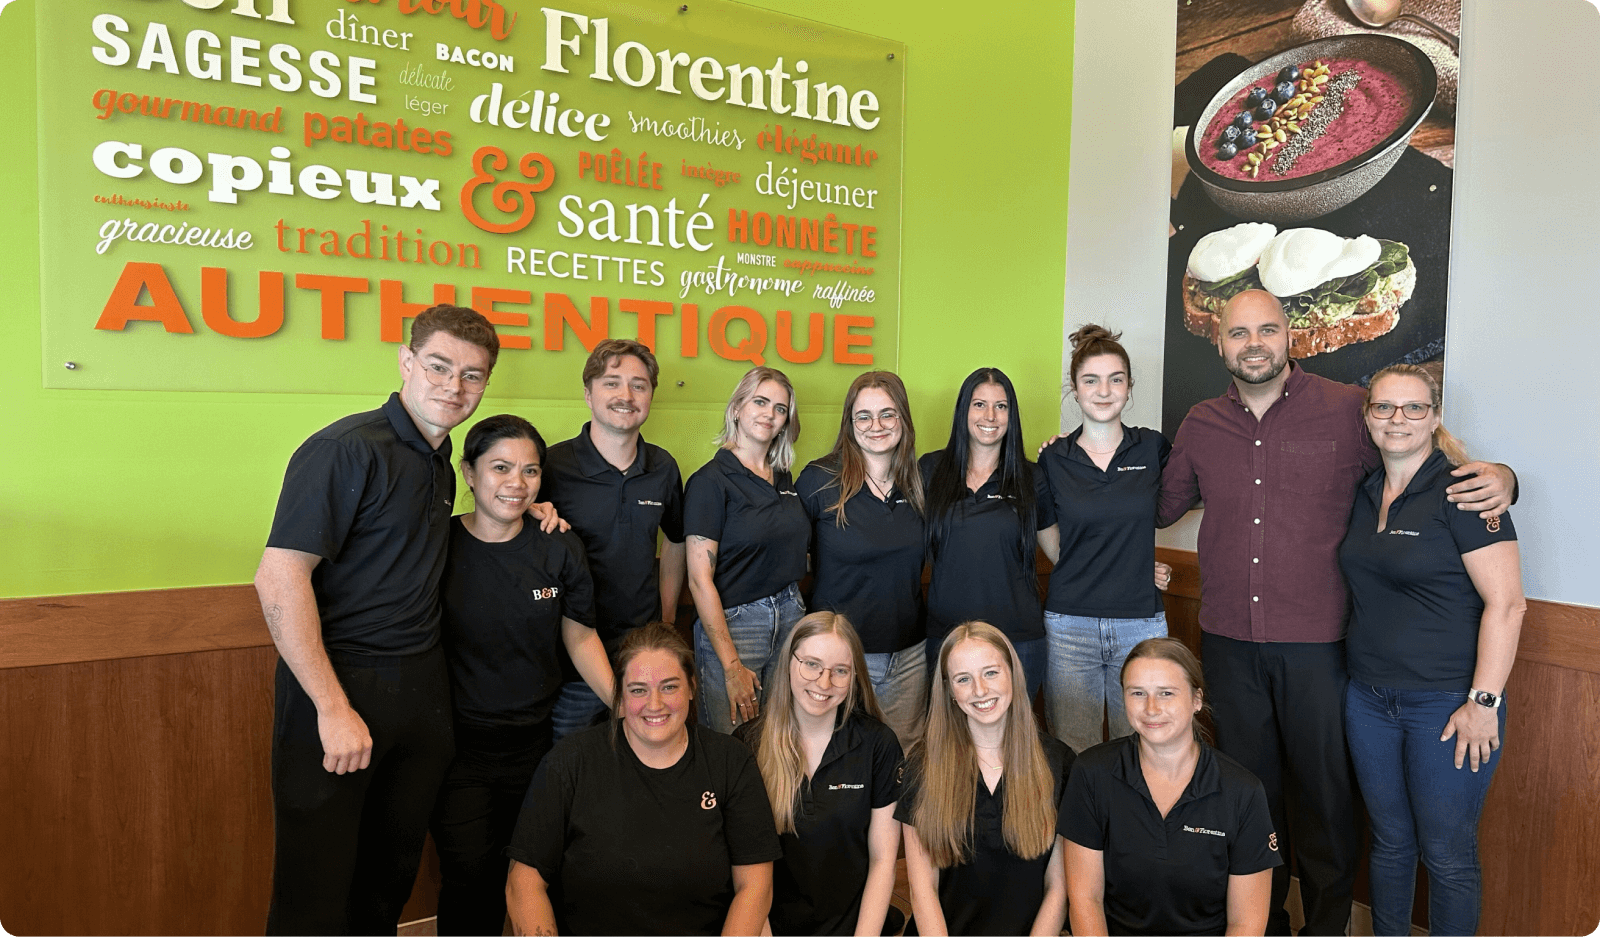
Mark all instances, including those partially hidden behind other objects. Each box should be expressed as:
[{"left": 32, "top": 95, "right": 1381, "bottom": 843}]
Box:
[{"left": 459, "top": 146, "right": 556, "bottom": 234}]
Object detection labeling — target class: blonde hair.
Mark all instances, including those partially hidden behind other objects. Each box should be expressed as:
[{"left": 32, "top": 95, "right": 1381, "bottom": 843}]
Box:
[
  {"left": 909, "top": 622, "right": 1057, "bottom": 868},
  {"left": 714, "top": 365, "right": 800, "bottom": 472},
  {"left": 1366, "top": 364, "right": 1469, "bottom": 465},
  {"left": 750, "top": 612, "right": 884, "bottom": 834},
  {"left": 821, "top": 371, "right": 925, "bottom": 526}
]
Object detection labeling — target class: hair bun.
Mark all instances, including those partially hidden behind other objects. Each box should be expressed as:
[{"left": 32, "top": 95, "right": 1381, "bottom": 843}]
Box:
[{"left": 1069, "top": 323, "right": 1121, "bottom": 351}]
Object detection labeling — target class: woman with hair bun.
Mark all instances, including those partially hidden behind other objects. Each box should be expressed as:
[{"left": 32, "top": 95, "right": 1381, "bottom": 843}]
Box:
[
  {"left": 1338, "top": 365, "right": 1525, "bottom": 937},
  {"left": 1061, "top": 637, "right": 1278, "bottom": 936},
  {"left": 899, "top": 622, "right": 1074, "bottom": 936},
  {"left": 1038, "top": 325, "right": 1174, "bottom": 754}
]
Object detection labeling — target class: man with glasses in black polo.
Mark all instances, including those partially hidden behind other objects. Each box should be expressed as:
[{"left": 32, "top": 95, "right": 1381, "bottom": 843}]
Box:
[{"left": 254, "top": 304, "right": 500, "bottom": 935}]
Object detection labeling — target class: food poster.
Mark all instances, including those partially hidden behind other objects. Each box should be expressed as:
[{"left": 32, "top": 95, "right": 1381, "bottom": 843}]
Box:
[
  {"left": 39, "top": 0, "right": 904, "bottom": 401},
  {"left": 1161, "top": 0, "right": 1462, "bottom": 435}
]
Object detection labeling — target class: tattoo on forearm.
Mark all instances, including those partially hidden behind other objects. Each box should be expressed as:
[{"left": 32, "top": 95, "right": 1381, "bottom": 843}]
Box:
[{"left": 264, "top": 603, "right": 285, "bottom": 644}]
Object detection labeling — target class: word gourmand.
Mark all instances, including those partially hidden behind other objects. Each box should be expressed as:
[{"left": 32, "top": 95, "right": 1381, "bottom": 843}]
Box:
[{"left": 92, "top": 262, "right": 877, "bottom": 365}]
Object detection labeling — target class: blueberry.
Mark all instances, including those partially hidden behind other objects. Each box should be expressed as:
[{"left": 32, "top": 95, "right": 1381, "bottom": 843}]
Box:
[
  {"left": 1279, "top": 64, "right": 1301, "bottom": 83},
  {"left": 1217, "top": 141, "right": 1238, "bottom": 160},
  {"left": 1255, "top": 99, "right": 1277, "bottom": 120},
  {"left": 1221, "top": 124, "right": 1241, "bottom": 143},
  {"left": 1246, "top": 87, "right": 1268, "bottom": 107},
  {"left": 1234, "top": 111, "right": 1255, "bottom": 130},
  {"left": 1274, "top": 81, "right": 1295, "bottom": 103}
]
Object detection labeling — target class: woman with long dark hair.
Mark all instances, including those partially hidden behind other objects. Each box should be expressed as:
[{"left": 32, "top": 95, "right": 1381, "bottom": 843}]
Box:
[
  {"left": 797, "top": 371, "right": 928, "bottom": 749},
  {"left": 921, "top": 368, "right": 1051, "bottom": 699}
]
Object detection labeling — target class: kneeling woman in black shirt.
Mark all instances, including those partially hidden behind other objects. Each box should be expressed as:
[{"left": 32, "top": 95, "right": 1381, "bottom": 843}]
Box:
[
  {"left": 735, "top": 611, "right": 903, "bottom": 935},
  {"left": 506, "top": 622, "right": 783, "bottom": 935},
  {"left": 1061, "top": 638, "right": 1279, "bottom": 936},
  {"left": 432, "top": 414, "right": 614, "bottom": 935},
  {"left": 899, "top": 621, "right": 1073, "bottom": 936}
]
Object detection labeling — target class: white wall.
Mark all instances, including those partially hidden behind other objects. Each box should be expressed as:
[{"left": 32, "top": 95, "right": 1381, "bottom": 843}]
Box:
[{"left": 1063, "top": 0, "right": 1600, "bottom": 606}]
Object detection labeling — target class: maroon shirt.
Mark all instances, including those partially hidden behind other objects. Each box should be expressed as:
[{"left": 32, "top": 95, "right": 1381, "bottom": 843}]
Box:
[{"left": 1159, "top": 364, "right": 1380, "bottom": 643}]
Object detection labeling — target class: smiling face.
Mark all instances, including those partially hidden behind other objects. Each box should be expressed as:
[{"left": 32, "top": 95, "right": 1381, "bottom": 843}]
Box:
[
  {"left": 967, "top": 382, "right": 1011, "bottom": 451},
  {"left": 734, "top": 379, "right": 791, "bottom": 448},
  {"left": 621, "top": 649, "right": 693, "bottom": 749},
  {"left": 1365, "top": 373, "right": 1439, "bottom": 460},
  {"left": 1073, "top": 353, "right": 1131, "bottom": 425},
  {"left": 1123, "top": 657, "right": 1202, "bottom": 748},
  {"left": 584, "top": 353, "right": 654, "bottom": 436},
  {"left": 1218, "top": 290, "right": 1290, "bottom": 386},
  {"left": 789, "top": 630, "right": 854, "bottom": 720},
  {"left": 398, "top": 331, "right": 494, "bottom": 440},
  {"left": 461, "top": 436, "right": 540, "bottom": 527},
  {"left": 946, "top": 637, "right": 1014, "bottom": 731},
  {"left": 851, "top": 386, "right": 902, "bottom": 457}
]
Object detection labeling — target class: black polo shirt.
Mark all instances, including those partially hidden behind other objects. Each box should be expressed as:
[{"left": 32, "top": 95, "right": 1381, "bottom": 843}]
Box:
[
  {"left": 266, "top": 392, "right": 454, "bottom": 656},
  {"left": 919, "top": 452, "right": 1048, "bottom": 645},
  {"left": 1060, "top": 735, "right": 1281, "bottom": 936},
  {"left": 440, "top": 517, "right": 596, "bottom": 729},
  {"left": 683, "top": 448, "right": 810, "bottom": 609},
  {"left": 1340, "top": 449, "right": 1519, "bottom": 691},
  {"left": 539, "top": 424, "right": 684, "bottom": 650},
  {"left": 506, "top": 721, "right": 783, "bottom": 936},
  {"left": 1039, "top": 426, "right": 1171, "bottom": 619},
  {"left": 733, "top": 711, "right": 903, "bottom": 936},
  {"left": 895, "top": 732, "right": 1075, "bottom": 936},
  {"left": 798, "top": 457, "right": 926, "bottom": 654}
]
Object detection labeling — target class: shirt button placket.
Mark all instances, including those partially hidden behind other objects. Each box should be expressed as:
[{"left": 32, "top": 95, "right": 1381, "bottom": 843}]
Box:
[{"left": 1253, "top": 438, "right": 1266, "bottom": 640}]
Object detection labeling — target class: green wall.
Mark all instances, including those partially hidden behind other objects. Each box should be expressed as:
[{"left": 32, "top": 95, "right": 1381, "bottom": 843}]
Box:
[{"left": 0, "top": 0, "right": 1072, "bottom": 598}]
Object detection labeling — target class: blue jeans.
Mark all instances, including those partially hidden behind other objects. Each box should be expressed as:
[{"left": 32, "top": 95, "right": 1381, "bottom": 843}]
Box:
[
  {"left": 1043, "top": 612, "right": 1168, "bottom": 753},
  {"left": 550, "top": 680, "right": 610, "bottom": 743},
  {"left": 694, "top": 583, "right": 805, "bottom": 734},
  {"left": 1345, "top": 681, "right": 1505, "bottom": 937},
  {"left": 926, "top": 635, "right": 1046, "bottom": 706},
  {"left": 865, "top": 643, "right": 929, "bottom": 750}
]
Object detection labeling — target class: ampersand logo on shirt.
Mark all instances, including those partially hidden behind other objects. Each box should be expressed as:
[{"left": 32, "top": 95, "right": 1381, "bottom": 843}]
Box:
[
  {"left": 1486, "top": 516, "right": 1501, "bottom": 533},
  {"left": 701, "top": 790, "right": 717, "bottom": 809},
  {"left": 1268, "top": 832, "right": 1279, "bottom": 852}
]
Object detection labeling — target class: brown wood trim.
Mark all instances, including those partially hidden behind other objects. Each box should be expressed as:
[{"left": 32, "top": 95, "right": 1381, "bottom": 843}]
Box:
[
  {"left": 0, "top": 584, "right": 269, "bottom": 670},
  {"left": 1153, "top": 548, "right": 1600, "bottom": 676}
]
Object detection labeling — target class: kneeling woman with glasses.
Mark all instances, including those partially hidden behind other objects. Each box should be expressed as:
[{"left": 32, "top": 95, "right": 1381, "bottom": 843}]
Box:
[{"left": 735, "top": 612, "right": 904, "bottom": 936}]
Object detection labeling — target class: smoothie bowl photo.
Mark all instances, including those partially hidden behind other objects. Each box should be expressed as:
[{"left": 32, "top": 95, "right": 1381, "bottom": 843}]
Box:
[{"left": 1184, "top": 35, "right": 1436, "bottom": 223}]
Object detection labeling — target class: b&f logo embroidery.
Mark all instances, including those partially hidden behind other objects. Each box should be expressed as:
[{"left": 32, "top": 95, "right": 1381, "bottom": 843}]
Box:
[
  {"left": 700, "top": 791, "right": 717, "bottom": 809},
  {"left": 1486, "top": 516, "right": 1501, "bottom": 533},
  {"left": 531, "top": 587, "right": 560, "bottom": 600},
  {"left": 638, "top": 500, "right": 663, "bottom": 506},
  {"left": 1115, "top": 465, "right": 1148, "bottom": 472},
  {"left": 1183, "top": 825, "right": 1226, "bottom": 838}
]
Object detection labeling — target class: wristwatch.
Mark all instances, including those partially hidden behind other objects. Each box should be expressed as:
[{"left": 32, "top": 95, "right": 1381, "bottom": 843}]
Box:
[{"left": 1469, "top": 688, "right": 1503, "bottom": 709}]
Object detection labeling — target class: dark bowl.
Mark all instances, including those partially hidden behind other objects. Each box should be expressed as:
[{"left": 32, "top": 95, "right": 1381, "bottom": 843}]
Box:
[{"left": 1184, "top": 35, "right": 1436, "bottom": 223}]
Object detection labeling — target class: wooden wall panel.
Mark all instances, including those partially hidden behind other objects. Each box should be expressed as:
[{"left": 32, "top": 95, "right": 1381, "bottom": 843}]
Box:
[{"left": 0, "top": 586, "right": 267, "bottom": 669}]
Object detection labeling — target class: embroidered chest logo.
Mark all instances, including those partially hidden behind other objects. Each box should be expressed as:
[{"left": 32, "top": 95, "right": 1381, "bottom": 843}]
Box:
[
  {"left": 1183, "top": 825, "right": 1226, "bottom": 838},
  {"left": 637, "top": 499, "right": 663, "bottom": 506},
  {"left": 531, "top": 587, "right": 560, "bottom": 600},
  {"left": 780, "top": 490, "right": 799, "bottom": 497},
  {"left": 827, "top": 783, "right": 866, "bottom": 790},
  {"left": 1115, "top": 465, "right": 1148, "bottom": 472},
  {"left": 700, "top": 790, "right": 717, "bottom": 809},
  {"left": 1387, "top": 530, "right": 1420, "bottom": 537},
  {"left": 1486, "top": 516, "right": 1501, "bottom": 533}
]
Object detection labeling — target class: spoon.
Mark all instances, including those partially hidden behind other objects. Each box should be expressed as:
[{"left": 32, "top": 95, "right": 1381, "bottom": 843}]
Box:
[{"left": 1345, "top": 0, "right": 1460, "bottom": 54}]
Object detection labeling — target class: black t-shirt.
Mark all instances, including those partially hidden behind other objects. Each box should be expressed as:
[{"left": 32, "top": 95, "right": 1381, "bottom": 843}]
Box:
[
  {"left": 683, "top": 448, "right": 810, "bottom": 609},
  {"left": 265, "top": 392, "right": 454, "bottom": 655},
  {"left": 1038, "top": 426, "right": 1171, "bottom": 619},
  {"left": 439, "top": 516, "right": 596, "bottom": 729},
  {"left": 1339, "top": 449, "right": 1519, "bottom": 691},
  {"left": 733, "top": 711, "right": 903, "bottom": 936},
  {"left": 539, "top": 425, "right": 684, "bottom": 651},
  {"left": 506, "top": 721, "right": 783, "bottom": 935},
  {"left": 895, "top": 732, "right": 1075, "bottom": 936},
  {"left": 919, "top": 452, "right": 1048, "bottom": 644},
  {"left": 1059, "top": 735, "right": 1281, "bottom": 937},
  {"left": 798, "top": 457, "right": 926, "bottom": 653}
]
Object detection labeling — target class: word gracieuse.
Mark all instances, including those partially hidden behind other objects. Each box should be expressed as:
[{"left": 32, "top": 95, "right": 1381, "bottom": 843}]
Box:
[
  {"left": 96, "top": 217, "right": 251, "bottom": 254},
  {"left": 541, "top": 8, "right": 882, "bottom": 131},
  {"left": 93, "top": 141, "right": 442, "bottom": 209}
]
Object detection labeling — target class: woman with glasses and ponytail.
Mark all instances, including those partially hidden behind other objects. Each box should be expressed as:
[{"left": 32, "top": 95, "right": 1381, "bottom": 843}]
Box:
[
  {"left": 733, "top": 612, "right": 904, "bottom": 935},
  {"left": 1338, "top": 365, "right": 1525, "bottom": 937},
  {"left": 797, "top": 372, "right": 928, "bottom": 749}
]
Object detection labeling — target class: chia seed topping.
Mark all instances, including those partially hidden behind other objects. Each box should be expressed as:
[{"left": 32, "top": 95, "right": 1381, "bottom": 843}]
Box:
[{"left": 1271, "top": 70, "right": 1360, "bottom": 175}]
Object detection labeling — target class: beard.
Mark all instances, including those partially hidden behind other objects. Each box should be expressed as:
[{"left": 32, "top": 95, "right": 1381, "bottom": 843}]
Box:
[{"left": 1225, "top": 345, "right": 1289, "bottom": 385}]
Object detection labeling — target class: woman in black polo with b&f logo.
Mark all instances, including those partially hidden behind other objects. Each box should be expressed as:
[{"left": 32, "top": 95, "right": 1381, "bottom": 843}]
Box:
[{"left": 1061, "top": 638, "right": 1279, "bottom": 936}]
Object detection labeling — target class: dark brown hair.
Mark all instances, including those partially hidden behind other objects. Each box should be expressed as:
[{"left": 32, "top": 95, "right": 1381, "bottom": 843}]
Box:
[
  {"left": 582, "top": 338, "right": 660, "bottom": 389},
  {"left": 409, "top": 304, "right": 500, "bottom": 371},
  {"left": 1120, "top": 637, "right": 1213, "bottom": 744},
  {"left": 1067, "top": 323, "right": 1132, "bottom": 386}
]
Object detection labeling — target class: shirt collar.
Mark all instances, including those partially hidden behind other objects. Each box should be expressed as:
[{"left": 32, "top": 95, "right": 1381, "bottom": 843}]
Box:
[
  {"left": 1062, "top": 424, "right": 1136, "bottom": 466},
  {"left": 382, "top": 392, "right": 448, "bottom": 458},
  {"left": 1361, "top": 447, "right": 1454, "bottom": 503},
  {"left": 1224, "top": 361, "right": 1307, "bottom": 410},
  {"left": 573, "top": 422, "right": 650, "bottom": 478},
  {"left": 714, "top": 446, "right": 779, "bottom": 485},
  {"left": 1111, "top": 733, "right": 1222, "bottom": 807}
]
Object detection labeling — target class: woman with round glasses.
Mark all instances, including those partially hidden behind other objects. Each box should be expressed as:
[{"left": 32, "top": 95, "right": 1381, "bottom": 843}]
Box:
[
  {"left": 1338, "top": 365, "right": 1524, "bottom": 937},
  {"left": 734, "top": 612, "right": 903, "bottom": 935},
  {"left": 684, "top": 366, "right": 811, "bottom": 732},
  {"left": 797, "top": 372, "right": 928, "bottom": 748}
]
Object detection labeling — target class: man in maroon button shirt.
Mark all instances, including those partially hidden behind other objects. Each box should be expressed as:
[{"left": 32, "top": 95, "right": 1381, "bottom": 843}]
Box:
[{"left": 1158, "top": 290, "right": 1514, "bottom": 935}]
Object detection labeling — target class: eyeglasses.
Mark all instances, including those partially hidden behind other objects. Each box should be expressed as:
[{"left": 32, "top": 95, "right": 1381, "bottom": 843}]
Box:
[
  {"left": 1366, "top": 402, "right": 1433, "bottom": 420},
  {"left": 793, "top": 654, "right": 853, "bottom": 683},
  {"left": 852, "top": 410, "right": 899, "bottom": 428},
  {"left": 420, "top": 361, "right": 489, "bottom": 393}
]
